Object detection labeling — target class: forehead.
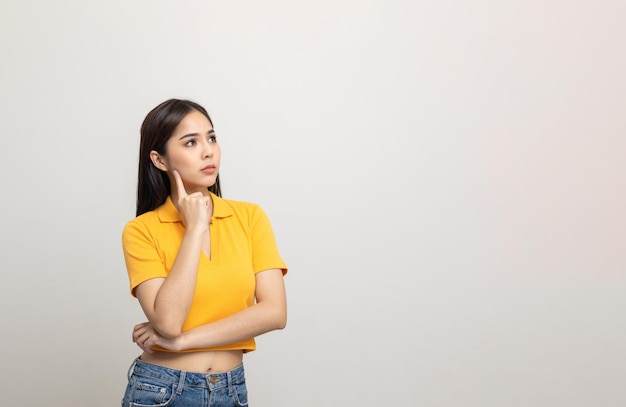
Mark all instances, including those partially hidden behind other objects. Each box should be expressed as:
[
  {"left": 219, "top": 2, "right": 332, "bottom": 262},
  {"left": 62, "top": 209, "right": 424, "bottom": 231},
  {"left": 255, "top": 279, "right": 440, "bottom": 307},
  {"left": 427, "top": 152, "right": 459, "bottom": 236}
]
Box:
[{"left": 174, "top": 109, "right": 213, "bottom": 134}]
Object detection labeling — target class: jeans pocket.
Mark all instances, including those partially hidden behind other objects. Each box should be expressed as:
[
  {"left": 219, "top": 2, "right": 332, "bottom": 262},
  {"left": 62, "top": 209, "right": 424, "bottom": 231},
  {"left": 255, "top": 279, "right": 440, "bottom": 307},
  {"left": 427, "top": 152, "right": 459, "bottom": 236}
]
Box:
[
  {"left": 123, "top": 375, "right": 177, "bottom": 407},
  {"left": 232, "top": 381, "right": 249, "bottom": 407}
]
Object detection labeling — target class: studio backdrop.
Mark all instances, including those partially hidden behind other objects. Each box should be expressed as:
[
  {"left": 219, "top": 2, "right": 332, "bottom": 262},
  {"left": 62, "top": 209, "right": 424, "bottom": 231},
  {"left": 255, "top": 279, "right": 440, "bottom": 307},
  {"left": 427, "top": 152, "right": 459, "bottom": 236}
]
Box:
[{"left": 1, "top": 1, "right": 625, "bottom": 406}]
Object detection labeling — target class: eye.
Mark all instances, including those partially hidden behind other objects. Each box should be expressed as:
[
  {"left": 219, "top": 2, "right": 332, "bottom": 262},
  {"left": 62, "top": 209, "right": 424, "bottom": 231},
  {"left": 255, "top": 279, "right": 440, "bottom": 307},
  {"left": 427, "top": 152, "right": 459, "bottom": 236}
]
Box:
[
  {"left": 208, "top": 135, "right": 217, "bottom": 143},
  {"left": 185, "top": 139, "right": 197, "bottom": 147}
]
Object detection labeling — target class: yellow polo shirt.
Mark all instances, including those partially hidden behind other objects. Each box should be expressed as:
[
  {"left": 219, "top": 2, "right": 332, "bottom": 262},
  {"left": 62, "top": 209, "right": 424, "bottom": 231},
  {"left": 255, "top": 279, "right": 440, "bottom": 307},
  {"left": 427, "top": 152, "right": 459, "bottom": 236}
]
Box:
[{"left": 122, "top": 193, "right": 287, "bottom": 352}]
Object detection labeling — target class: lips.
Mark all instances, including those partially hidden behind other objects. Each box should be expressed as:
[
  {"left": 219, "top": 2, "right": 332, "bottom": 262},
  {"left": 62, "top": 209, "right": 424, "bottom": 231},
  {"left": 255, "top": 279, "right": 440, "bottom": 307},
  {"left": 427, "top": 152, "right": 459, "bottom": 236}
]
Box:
[{"left": 201, "top": 165, "right": 216, "bottom": 174}]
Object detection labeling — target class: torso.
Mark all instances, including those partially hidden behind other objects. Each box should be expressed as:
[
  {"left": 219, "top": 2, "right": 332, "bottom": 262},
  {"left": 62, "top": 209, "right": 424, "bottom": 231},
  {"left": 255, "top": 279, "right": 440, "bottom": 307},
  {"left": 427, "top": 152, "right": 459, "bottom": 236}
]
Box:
[
  {"left": 140, "top": 349, "right": 243, "bottom": 373},
  {"left": 138, "top": 228, "right": 240, "bottom": 374},
  {"left": 124, "top": 196, "right": 287, "bottom": 359}
]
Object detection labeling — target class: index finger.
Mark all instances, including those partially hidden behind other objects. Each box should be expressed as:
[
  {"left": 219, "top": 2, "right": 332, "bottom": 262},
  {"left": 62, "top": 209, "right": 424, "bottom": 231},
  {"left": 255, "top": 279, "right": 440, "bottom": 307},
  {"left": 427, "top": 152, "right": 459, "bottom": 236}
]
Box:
[{"left": 172, "top": 170, "right": 188, "bottom": 197}]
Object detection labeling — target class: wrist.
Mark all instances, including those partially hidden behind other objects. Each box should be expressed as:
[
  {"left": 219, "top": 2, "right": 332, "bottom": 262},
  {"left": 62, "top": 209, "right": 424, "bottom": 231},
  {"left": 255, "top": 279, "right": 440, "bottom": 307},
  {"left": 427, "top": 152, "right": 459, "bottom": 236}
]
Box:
[{"left": 184, "top": 224, "right": 208, "bottom": 236}]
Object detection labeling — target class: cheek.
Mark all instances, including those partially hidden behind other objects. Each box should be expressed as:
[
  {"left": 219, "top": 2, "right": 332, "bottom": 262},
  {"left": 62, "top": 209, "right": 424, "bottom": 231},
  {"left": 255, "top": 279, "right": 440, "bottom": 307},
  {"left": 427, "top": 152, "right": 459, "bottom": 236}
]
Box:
[
  {"left": 166, "top": 149, "right": 190, "bottom": 165},
  {"left": 161, "top": 154, "right": 187, "bottom": 173}
]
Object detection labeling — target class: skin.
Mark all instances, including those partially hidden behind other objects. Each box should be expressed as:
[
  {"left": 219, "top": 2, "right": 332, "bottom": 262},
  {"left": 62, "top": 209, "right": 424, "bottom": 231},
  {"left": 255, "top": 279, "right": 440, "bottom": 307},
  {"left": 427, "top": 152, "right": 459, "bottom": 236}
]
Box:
[{"left": 132, "top": 110, "right": 287, "bottom": 373}]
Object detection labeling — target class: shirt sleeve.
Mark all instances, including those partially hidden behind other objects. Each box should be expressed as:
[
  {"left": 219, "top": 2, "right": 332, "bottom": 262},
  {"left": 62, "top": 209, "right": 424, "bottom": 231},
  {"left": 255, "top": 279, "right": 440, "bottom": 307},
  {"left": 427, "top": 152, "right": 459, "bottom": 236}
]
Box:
[
  {"left": 250, "top": 205, "right": 288, "bottom": 275},
  {"left": 121, "top": 219, "right": 168, "bottom": 296}
]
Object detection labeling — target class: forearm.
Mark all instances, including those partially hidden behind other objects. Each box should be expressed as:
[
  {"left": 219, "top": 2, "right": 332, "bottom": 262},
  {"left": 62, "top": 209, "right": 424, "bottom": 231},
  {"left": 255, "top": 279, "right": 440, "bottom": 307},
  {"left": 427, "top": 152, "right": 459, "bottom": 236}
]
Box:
[
  {"left": 150, "top": 227, "right": 205, "bottom": 338},
  {"left": 177, "top": 301, "right": 287, "bottom": 350}
]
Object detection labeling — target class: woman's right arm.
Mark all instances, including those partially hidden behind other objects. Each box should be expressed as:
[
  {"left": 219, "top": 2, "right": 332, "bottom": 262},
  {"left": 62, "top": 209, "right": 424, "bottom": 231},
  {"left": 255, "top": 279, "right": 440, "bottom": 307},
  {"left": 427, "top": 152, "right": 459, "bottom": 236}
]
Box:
[{"left": 134, "top": 170, "right": 212, "bottom": 339}]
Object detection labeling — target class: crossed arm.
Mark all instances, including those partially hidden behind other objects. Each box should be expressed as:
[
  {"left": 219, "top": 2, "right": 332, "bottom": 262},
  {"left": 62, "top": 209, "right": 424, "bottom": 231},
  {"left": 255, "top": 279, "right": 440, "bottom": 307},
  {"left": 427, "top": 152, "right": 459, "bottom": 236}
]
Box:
[{"left": 133, "top": 267, "right": 286, "bottom": 352}]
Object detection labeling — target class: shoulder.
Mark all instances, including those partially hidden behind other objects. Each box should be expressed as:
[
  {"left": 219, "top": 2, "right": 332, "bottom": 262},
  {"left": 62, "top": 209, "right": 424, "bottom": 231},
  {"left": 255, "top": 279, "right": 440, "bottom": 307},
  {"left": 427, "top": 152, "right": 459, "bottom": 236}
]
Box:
[
  {"left": 123, "top": 197, "right": 179, "bottom": 233},
  {"left": 123, "top": 210, "right": 159, "bottom": 233},
  {"left": 121, "top": 211, "right": 157, "bottom": 247},
  {"left": 121, "top": 199, "right": 177, "bottom": 245}
]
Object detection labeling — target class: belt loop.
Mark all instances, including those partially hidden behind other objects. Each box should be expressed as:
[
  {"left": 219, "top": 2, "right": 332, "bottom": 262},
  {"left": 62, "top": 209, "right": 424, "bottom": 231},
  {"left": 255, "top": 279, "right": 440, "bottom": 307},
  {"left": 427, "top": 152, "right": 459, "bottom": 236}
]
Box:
[
  {"left": 176, "top": 370, "right": 186, "bottom": 395},
  {"left": 227, "top": 370, "right": 234, "bottom": 396},
  {"left": 127, "top": 358, "right": 138, "bottom": 380}
]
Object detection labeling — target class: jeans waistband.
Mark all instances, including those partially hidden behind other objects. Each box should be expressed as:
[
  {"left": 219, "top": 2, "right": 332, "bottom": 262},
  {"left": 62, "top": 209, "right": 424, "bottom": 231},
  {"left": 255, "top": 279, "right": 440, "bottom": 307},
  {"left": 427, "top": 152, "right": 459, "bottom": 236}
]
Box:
[{"left": 127, "top": 357, "right": 246, "bottom": 392}]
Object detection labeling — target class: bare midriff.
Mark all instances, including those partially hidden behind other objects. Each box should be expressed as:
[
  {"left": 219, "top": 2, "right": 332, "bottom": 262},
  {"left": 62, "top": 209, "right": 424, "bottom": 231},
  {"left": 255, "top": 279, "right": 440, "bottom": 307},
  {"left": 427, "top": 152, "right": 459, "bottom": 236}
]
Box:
[{"left": 140, "top": 349, "right": 244, "bottom": 373}]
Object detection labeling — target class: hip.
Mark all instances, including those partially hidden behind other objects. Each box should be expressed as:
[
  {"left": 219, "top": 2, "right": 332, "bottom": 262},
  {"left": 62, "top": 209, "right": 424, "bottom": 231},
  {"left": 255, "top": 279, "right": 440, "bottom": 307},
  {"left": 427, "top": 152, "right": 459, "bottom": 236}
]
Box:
[{"left": 122, "top": 357, "right": 248, "bottom": 407}]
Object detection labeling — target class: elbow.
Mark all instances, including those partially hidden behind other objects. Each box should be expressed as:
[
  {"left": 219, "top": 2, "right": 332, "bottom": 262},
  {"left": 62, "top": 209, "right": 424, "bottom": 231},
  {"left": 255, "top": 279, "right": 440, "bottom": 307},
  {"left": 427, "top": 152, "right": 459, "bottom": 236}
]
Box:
[
  {"left": 273, "top": 309, "right": 287, "bottom": 330},
  {"left": 159, "top": 329, "right": 183, "bottom": 340},
  {"left": 259, "top": 300, "right": 287, "bottom": 331},
  {"left": 153, "top": 322, "right": 183, "bottom": 340},
  {"left": 275, "top": 319, "right": 287, "bottom": 330}
]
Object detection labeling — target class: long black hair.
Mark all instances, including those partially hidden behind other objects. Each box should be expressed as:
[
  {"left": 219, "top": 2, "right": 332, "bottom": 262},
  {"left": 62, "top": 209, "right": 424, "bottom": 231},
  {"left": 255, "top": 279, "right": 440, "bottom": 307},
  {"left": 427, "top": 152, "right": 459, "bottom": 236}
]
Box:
[{"left": 136, "top": 99, "right": 222, "bottom": 216}]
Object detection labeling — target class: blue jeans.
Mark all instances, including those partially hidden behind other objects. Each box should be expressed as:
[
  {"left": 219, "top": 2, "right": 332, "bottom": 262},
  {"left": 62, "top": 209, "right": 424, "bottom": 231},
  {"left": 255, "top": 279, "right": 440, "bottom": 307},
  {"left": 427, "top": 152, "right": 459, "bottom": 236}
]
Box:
[{"left": 122, "top": 358, "right": 249, "bottom": 407}]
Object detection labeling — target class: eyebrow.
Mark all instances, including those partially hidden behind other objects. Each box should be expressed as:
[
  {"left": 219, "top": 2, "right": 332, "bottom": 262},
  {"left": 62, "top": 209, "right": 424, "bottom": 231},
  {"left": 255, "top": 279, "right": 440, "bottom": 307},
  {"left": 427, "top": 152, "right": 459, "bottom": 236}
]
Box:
[{"left": 178, "top": 129, "right": 215, "bottom": 140}]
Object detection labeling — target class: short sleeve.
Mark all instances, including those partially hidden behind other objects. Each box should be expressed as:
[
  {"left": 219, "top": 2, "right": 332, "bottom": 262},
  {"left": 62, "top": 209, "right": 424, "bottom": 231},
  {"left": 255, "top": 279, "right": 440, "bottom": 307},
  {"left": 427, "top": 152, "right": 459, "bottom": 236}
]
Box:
[
  {"left": 250, "top": 205, "right": 288, "bottom": 275},
  {"left": 121, "top": 219, "right": 168, "bottom": 296}
]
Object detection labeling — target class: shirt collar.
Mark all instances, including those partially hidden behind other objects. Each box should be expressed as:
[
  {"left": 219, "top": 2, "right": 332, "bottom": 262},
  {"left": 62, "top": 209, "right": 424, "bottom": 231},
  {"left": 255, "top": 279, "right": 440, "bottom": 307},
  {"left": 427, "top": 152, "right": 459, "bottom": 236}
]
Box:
[{"left": 156, "top": 192, "right": 233, "bottom": 223}]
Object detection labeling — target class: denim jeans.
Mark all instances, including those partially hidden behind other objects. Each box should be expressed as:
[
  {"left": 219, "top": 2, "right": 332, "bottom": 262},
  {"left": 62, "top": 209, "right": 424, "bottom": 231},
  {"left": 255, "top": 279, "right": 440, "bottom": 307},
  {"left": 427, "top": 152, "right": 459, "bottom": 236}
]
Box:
[{"left": 122, "top": 358, "right": 249, "bottom": 407}]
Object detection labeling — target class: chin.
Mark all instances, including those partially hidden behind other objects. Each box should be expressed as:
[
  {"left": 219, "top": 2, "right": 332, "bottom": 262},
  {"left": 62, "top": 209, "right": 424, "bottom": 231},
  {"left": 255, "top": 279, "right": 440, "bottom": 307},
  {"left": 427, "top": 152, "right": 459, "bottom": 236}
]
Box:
[{"left": 203, "top": 179, "right": 218, "bottom": 189}]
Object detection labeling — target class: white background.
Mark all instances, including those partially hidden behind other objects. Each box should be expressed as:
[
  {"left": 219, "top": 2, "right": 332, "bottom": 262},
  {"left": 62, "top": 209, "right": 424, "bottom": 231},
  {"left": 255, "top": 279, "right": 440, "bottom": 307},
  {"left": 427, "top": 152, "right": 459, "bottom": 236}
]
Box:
[{"left": 1, "top": 1, "right": 625, "bottom": 406}]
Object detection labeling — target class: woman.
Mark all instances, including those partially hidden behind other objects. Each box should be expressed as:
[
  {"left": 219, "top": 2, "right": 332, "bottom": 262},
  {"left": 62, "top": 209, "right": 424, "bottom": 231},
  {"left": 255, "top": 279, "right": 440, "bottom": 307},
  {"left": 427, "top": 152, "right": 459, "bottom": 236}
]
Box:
[{"left": 121, "top": 99, "right": 288, "bottom": 406}]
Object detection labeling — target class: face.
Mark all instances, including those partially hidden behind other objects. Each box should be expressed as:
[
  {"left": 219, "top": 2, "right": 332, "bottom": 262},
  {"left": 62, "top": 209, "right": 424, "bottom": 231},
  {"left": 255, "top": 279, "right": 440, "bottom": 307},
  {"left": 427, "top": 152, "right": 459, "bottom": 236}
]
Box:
[{"left": 151, "top": 109, "right": 221, "bottom": 194}]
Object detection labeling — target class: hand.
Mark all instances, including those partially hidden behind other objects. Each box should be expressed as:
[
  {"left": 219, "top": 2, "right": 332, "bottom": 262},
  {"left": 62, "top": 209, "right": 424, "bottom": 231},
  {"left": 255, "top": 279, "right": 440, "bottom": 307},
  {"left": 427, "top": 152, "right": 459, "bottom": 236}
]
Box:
[
  {"left": 172, "top": 170, "right": 213, "bottom": 230},
  {"left": 132, "top": 322, "right": 183, "bottom": 353},
  {"left": 132, "top": 322, "right": 160, "bottom": 353}
]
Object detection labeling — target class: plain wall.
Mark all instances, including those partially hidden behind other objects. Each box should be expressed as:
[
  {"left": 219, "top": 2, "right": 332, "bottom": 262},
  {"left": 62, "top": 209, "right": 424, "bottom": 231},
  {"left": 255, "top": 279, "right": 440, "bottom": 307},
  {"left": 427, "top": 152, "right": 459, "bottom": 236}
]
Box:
[{"left": 1, "top": 1, "right": 625, "bottom": 406}]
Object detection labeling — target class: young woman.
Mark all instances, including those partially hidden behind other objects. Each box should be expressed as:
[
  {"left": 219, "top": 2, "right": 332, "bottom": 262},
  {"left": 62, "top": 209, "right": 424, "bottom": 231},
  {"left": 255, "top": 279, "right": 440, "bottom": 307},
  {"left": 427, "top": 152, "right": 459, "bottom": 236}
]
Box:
[{"left": 121, "top": 99, "right": 288, "bottom": 406}]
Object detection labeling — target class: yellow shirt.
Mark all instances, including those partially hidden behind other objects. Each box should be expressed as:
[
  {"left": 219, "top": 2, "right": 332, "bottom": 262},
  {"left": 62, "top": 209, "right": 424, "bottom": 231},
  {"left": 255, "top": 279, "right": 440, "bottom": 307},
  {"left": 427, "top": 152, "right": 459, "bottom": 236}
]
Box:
[{"left": 122, "top": 193, "right": 287, "bottom": 352}]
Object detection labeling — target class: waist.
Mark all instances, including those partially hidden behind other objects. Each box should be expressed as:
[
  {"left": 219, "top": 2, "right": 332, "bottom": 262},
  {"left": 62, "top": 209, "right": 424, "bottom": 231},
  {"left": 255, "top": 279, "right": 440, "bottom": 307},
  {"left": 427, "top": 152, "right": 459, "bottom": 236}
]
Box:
[
  {"left": 128, "top": 357, "right": 246, "bottom": 390},
  {"left": 139, "top": 349, "right": 244, "bottom": 373}
]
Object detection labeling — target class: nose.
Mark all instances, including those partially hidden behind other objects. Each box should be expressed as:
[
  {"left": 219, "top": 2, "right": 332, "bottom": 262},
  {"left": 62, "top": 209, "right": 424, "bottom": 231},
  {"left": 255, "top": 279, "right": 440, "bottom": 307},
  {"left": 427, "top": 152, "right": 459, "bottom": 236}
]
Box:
[{"left": 201, "top": 139, "right": 214, "bottom": 158}]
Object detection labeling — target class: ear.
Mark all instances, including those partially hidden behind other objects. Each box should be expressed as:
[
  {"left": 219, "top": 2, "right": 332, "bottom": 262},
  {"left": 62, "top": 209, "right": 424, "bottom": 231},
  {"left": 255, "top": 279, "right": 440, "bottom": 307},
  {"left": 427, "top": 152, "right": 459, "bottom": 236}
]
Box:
[{"left": 150, "top": 151, "right": 168, "bottom": 172}]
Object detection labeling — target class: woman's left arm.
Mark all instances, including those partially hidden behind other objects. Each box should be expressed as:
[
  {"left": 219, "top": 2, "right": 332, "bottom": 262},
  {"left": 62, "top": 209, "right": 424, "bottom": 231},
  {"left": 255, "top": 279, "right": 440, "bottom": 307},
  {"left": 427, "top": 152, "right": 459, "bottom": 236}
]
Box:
[{"left": 135, "top": 268, "right": 286, "bottom": 352}]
